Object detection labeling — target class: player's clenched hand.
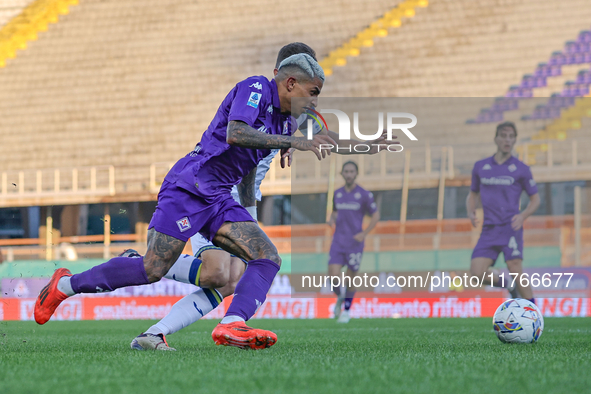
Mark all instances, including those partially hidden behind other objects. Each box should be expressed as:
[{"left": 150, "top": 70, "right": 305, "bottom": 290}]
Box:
[
  {"left": 291, "top": 134, "right": 337, "bottom": 161},
  {"left": 353, "top": 232, "right": 366, "bottom": 242},
  {"left": 511, "top": 213, "right": 524, "bottom": 231},
  {"left": 280, "top": 147, "right": 295, "bottom": 168}
]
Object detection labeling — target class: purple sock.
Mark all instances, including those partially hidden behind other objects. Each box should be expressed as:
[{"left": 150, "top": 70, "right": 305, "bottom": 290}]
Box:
[
  {"left": 344, "top": 289, "right": 356, "bottom": 311},
  {"left": 225, "top": 259, "right": 280, "bottom": 321},
  {"left": 70, "top": 256, "right": 150, "bottom": 293}
]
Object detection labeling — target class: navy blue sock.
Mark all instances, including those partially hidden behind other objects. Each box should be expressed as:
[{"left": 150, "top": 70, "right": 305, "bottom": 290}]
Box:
[{"left": 344, "top": 289, "right": 356, "bottom": 311}]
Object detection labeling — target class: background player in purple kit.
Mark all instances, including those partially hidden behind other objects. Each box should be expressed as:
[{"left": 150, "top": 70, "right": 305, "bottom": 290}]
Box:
[
  {"left": 328, "top": 161, "right": 380, "bottom": 323},
  {"left": 467, "top": 122, "right": 540, "bottom": 303},
  {"left": 34, "top": 53, "right": 337, "bottom": 349}
]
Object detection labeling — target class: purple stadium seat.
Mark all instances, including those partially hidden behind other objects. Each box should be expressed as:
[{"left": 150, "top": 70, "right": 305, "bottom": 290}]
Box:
[
  {"left": 549, "top": 51, "right": 566, "bottom": 66},
  {"left": 531, "top": 106, "right": 561, "bottom": 120},
  {"left": 491, "top": 97, "right": 519, "bottom": 112},
  {"left": 534, "top": 63, "right": 549, "bottom": 77},
  {"left": 578, "top": 30, "right": 591, "bottom": 43},
  {"left": 519, "top": 87, "right": 533, "bottom": 98},
  {"left": 561, "top": 81, "right": 585, "bottom": 97},
  {"left": 565, "top": 41, "right": 578, "bottom": 54},
  {"left": 476, "top": 109, "right": 504, "bottom": 123},
  {"left": 576, "top": 70, "right": 591, "bottom": 84},
  {"left": 534, "top": 76, "right": 546, "bottom": 87},
  {"left": 521, "top": 74, "right": 536, "bottom": 88}
]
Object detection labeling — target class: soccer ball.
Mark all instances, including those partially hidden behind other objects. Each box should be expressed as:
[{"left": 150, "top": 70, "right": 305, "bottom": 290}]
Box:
[{"left": 492, "top": 298, "right": 544, "bottom": 343}]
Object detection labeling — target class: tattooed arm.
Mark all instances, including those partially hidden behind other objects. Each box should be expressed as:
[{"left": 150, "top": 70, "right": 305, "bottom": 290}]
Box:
[
  {"left": 226, "top": 120, "right": 337, "bottom": 160},
  {"left": 237, "top": 167, "right": 256, "bottom": 208}
]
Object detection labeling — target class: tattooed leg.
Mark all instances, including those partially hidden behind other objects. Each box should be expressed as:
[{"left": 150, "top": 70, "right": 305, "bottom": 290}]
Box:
[
  {"left": 213, "top": 221, "right": 281, "bottom": 266},
  {"left": 144, "top": 228, "right": 186, "bottom": 283},
  {"left": 212, "top": 221, "right": 281, "bottom": 323},
  {"left": 66, "top": 228, "right": 183, "bottom": 294}
]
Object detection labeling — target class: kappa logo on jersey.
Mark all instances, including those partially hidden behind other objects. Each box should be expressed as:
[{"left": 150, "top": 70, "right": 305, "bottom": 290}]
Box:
[
  {"left": 247, "top": 92, "right": 261, "bottom": 108},
  {"left": 249, "top": 82, "right": 262, "bottom": 90},
  {"left": 529, "top": 179, "right": 536, "bottom": 187},
  {"left": 508, "top": 164, "right": 517, "bottom": 172},
  {"left": 482, "top": 164, "right": 491, "bottom": 170},
  {"left": 258, "top": 125, "right": 268, "bottom": 133},
  {"left": 354, "top": 192, "right": 361, "bottom": 199},
  {"left": 267, "top": 105, "right": 273, "bottom": 114},
  {"left": 282, "top": 121, "right": 291, "bottom": 135},
  {"left": 176, "top": 217, "right": 191, "bottom": 232},
  {"left": 336, "top": 192, "right": 343, "bottom": 198}
]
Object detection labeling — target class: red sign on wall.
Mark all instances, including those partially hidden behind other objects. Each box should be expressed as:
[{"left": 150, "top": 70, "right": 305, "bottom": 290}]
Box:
[{"left": 1, "top": 295, "right": 589, "bottom": 321}]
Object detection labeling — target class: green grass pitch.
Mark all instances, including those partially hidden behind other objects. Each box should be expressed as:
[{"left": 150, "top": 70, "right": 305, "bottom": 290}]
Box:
[{"left": 1, "top": 318, "right": 589, "bottom": 394}]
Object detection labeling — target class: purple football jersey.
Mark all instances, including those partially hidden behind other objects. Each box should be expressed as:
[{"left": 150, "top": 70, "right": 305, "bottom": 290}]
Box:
[
  {"left": 471, "top": 155, "right": 538, "bottom": 225},
  {"left": 166, "top": 76, "right": 295, "bottom": 196},
  {"left": 331, "top": 185, "right": 377, "bottom": 252}
]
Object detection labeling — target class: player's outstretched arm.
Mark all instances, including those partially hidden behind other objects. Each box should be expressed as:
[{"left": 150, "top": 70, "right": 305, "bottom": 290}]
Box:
[{"left": 227, "top": 120, "right": 337, "bottom": 160}]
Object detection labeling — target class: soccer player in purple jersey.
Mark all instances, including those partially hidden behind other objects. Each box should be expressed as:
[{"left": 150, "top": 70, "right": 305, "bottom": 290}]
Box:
[
  {"left": 328, "top": 161, "right": 380, "bottom": 323},
  {"left": 35, "top": 53, "right": 337, "bottom": 349},
  {"left": 467, "top": 122, "right": 540, "bottom": 303},
  {"left": 126, "top": 41, "right": 399, "bottom": 350},
  {"left": 129, "top": 42, "right": 322, "bottom": 351}
]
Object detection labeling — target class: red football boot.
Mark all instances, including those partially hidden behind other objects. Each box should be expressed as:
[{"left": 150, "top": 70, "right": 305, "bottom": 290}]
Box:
[
  {"left": 34, "top": 268, "right": 72, "bottom": 324},
  {"left": 212, "top": 321, "right": 277, "bottom": 350}
]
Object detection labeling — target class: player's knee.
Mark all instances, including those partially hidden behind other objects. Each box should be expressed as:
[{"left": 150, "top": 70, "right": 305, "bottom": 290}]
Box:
[
  {"left": 200, "top": 254, "right": 232, "bottom": 288},
  {"left": 202, "top": 268, "right": 230, "bottom": 289},
  {"left": 262, "top": 250, "right": 282, "bottom": 266},
  {"left": 506, "top": 259, "right": 523, "bottom": 272},
  {"left": 469, "top": 266, "right": 482, "bottom": 277},
  {"left": 143, "top": 256, "right": 173, "bottom": 283},
  {"left": 249, "top": 244, "right": 281, "bottom": 266}
]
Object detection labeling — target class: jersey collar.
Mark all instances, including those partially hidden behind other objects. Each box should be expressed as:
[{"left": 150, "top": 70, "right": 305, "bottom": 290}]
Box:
[{"left": 490, "top": 154, "right": 515, "bottom": 166}]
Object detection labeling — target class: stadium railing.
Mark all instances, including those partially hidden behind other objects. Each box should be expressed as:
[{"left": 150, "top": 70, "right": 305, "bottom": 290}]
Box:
[
  {"left": 2, "top": 138, "right": 591, "bottom": 208},
  {"left": 1, "top": 215, "right": 589, "bottom": 266}
]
